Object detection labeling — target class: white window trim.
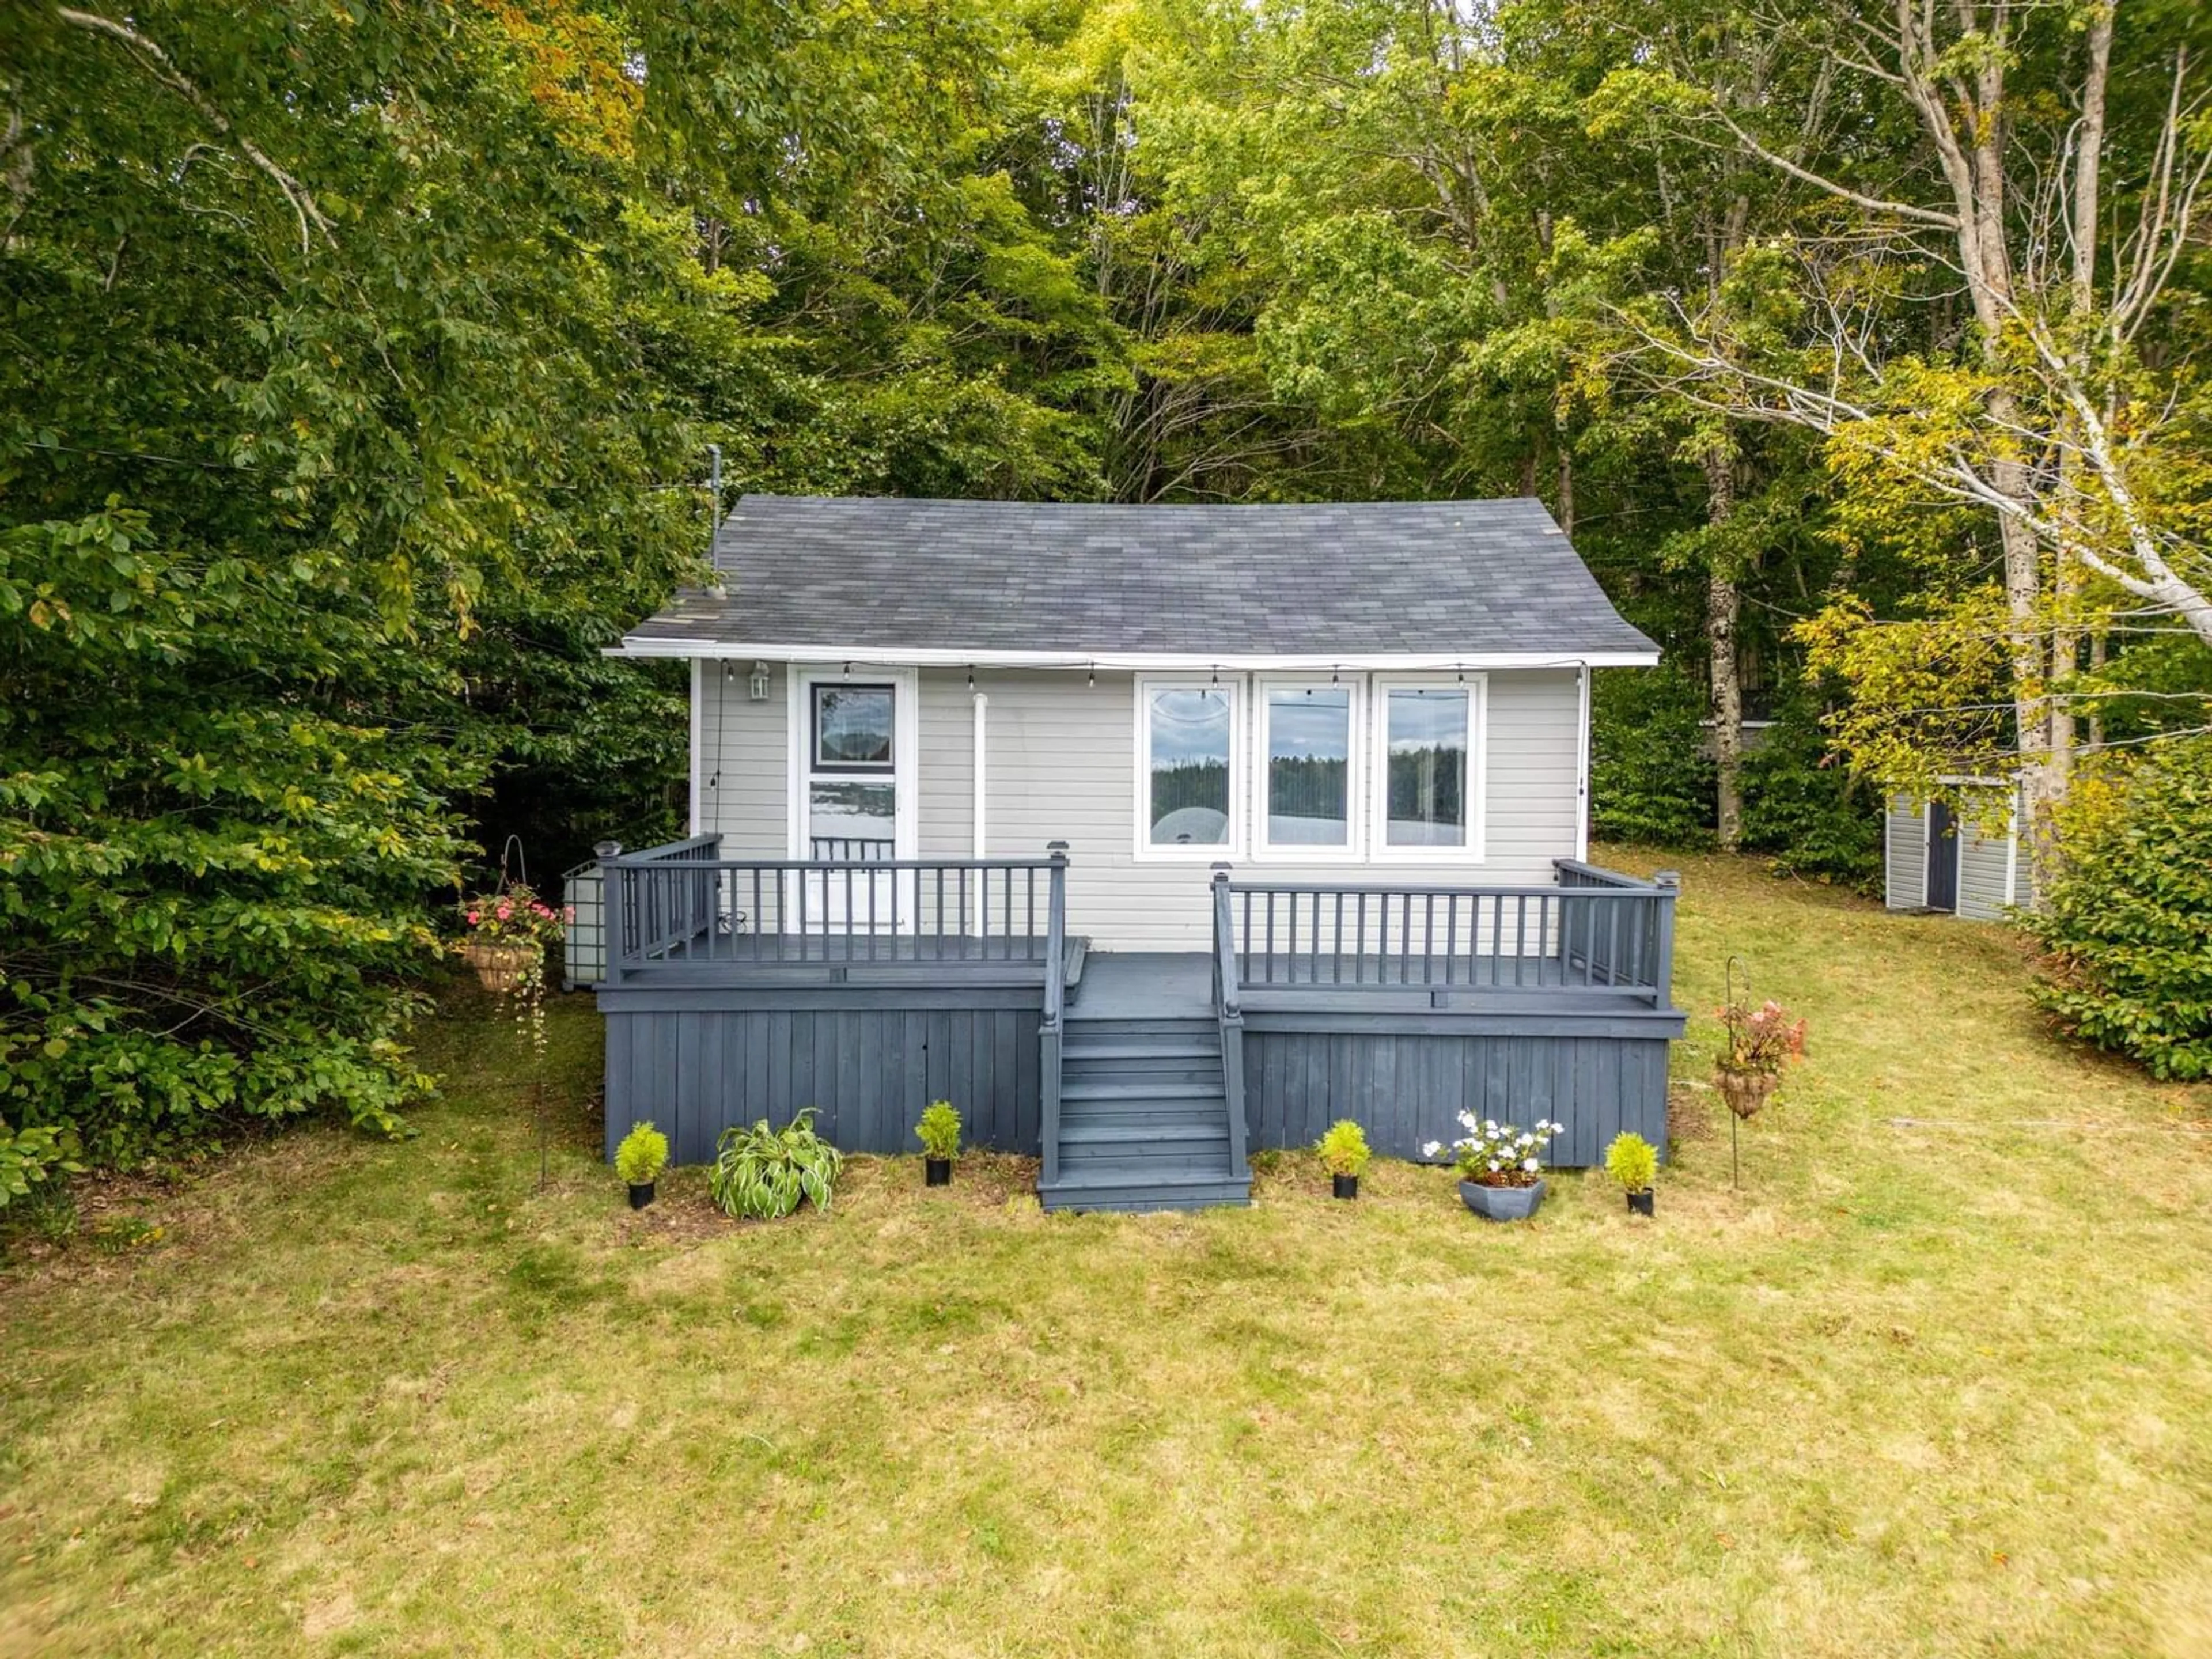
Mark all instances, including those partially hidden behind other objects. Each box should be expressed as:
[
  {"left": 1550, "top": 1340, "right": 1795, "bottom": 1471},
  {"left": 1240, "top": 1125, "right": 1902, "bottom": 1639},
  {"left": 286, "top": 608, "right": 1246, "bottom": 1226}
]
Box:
[
  {"left": 1133, "top": 674, "right": 1245, "bottom": 861},
  {"left": 1251, "top": 675, "right": 1364, "bottom": 862},
  {"left": 1366, "top": 673, "right": 1488, "bottom": 865},
  {"left": 786, "top": 664, "right": 919, "bottom": 861}
]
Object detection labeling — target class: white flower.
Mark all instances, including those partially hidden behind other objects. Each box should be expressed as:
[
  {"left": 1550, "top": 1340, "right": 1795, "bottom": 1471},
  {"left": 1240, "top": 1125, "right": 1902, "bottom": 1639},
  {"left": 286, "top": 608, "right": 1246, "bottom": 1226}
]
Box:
[
  {"left": 1420, "top": 1141, "right": 1442, "bottom": 1158},
  {"left": 1487, "top": 1159, "right": 1501, "bottom": 1172},
  {"left": 1523, "top": 1156, "right": 1539, "bottom": 1172}
]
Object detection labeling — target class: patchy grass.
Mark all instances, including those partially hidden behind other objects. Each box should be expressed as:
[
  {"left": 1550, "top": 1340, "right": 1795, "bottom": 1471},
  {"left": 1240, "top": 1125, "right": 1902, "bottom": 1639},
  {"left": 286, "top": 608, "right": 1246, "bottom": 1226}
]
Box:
[{"left": 4, "top": 851, "right": 2211, "bottom": 1657}]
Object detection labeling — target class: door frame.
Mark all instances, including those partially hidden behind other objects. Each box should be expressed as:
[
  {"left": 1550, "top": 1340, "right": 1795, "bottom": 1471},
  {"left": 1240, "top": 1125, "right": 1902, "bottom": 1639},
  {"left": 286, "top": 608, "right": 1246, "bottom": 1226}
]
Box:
[
  {"left": 1924, "top": 798, "right": 1960, "bottom": 914},
  {"left": 786, "top": 665, "right": 919, "bottom": 929}
]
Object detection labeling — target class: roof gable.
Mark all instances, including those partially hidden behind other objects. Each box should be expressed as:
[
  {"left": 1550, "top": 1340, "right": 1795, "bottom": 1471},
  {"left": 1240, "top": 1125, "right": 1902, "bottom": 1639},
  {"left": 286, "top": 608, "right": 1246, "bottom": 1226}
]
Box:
[{"left": 620, "top": 495, "right": 1657, "bottom": 663}]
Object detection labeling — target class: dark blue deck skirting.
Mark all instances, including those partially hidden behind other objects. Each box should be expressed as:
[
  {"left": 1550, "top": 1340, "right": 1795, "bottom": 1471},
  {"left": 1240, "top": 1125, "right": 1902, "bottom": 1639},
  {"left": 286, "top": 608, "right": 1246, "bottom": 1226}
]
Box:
[{"left": 599, "top": 952, "right": 1685, "bottom": 1167}]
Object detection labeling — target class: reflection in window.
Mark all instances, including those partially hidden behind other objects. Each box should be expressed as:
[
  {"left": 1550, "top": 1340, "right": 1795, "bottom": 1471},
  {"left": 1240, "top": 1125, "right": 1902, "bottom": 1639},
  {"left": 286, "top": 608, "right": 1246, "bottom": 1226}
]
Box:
[
  {"left": 813, "top": 685, "right": 893, "bottom": 769},
  {"left": 1147, "top": 685, "right": 1232, "bottom": 846},
  {"left": 1266, "top": 686, "right": 1350, "bottom": 846},
  {"left": 808, "top": 781, "right": 896, "bottom": 862},
  {"left": 1385, "top": 688, "right": 1467, "bottom": 847}
]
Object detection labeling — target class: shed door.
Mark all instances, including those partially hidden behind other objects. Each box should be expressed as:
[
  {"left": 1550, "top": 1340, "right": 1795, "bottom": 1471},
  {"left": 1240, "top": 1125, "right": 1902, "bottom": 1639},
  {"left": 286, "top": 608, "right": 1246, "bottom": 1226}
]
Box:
[{"left": 1925, "top": 801, "right": 1960, "bottom": 913}]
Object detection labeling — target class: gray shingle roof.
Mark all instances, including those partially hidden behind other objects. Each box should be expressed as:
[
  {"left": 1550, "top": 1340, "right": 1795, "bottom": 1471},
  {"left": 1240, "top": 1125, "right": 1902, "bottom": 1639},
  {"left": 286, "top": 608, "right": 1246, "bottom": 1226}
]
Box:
[{"left": 621, "top": 495, "right": 1656, "bottom": 661}]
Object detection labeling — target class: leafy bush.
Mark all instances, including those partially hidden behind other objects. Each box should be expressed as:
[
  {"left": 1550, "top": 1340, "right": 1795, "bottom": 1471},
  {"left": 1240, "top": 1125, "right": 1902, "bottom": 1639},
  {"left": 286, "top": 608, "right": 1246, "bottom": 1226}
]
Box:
[
  {"left": 1315, "top": 1119, "right": 1372, "bottom": 1178},
  {"left": 615, "top": 1122, "right": 669, "bottom": 1187},
  {"left": 1590, "top": 666, "right": 1715, "bottom": 848},
  {"left": 1604, "top": 1132, "right": 1658, "bottom": 1194},
  {"left": 915, "top": 1100, "right": 962, "bottom": 1160},
  {"left": 709, "top": 1111, "right": 844, "bottom": 1221},
  {"left": 1741, "top": 691, "right": 1882, "bottom": 888},
  {"left": 1422, "top": 1115, "right": 1563, "bottom": 1188},
  {"left": 2025, "top": 739, "right": 2212, "bottom": 1080},
  {"left": 0, "top": 1120, "right": 80, "bottom": 1209}
]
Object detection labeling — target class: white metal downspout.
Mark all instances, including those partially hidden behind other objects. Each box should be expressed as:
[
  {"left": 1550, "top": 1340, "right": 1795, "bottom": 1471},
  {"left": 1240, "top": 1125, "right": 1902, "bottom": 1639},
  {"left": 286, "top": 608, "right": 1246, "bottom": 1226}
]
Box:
[
  {"left": 972, "top": 690, "right": 988, "bottom": 935},
  {"left": 1575, "top": 663, "right": 1592, "bottom": 862}
]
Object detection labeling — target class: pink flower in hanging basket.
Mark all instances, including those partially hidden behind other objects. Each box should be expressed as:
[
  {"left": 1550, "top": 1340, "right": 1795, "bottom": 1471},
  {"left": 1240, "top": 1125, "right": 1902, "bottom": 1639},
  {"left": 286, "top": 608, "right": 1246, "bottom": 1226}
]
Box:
[{"left": 466, "top": 910, "right": 479, "bottom": 925}]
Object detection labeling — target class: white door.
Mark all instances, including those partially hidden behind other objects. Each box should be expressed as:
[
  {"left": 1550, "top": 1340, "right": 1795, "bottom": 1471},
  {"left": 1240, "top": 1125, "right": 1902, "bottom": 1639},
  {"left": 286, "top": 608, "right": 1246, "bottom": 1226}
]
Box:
[{"left": 790, "top": 669, "right": 916, "bottom": 932}]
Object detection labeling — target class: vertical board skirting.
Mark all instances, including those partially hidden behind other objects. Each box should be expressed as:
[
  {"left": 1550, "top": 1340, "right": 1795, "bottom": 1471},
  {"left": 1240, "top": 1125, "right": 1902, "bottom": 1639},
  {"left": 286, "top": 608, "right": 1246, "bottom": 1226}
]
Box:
[
  {"left": 1241, "top": 1028, "right": 1671, "bottom": 1166},
  {"left": 603, "top": 1005, "right": 1048, "bottom": 1160}
]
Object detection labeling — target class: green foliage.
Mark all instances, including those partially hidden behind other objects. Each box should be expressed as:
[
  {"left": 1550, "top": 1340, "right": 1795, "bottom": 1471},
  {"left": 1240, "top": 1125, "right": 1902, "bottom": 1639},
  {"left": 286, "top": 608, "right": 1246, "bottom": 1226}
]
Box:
[
  {"left": 709, "top": 1111, "right": 844, "bottom": 1221},
  {"left": 1741, "top": 691, "right": 1884, "bottom": 889},
  {"left": 1590, "top": 667, "right": 1715, "bottom": 848},
  {"left": 2026, "top": 740, "right": 2212, "bottom": 1080},
  {"left": 915, "top": 1100, "right": 963, "bottom": 1161},
  {"left": 1315, "top": 1119, "right": 1372, "bottom": 1178},
  {"left": 1604, "top": 1132, "right": 1658, "bottom": 1194},
  {"left": 0, "top": 1120, "right": 81, "bottom": 1209},
  {"left": 615, "top": 1122, "right": 669, "bottom": 1188}
]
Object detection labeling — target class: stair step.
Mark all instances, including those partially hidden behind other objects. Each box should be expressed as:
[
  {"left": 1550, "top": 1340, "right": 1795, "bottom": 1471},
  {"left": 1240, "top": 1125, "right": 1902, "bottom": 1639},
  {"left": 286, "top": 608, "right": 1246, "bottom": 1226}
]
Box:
[
  {"left": 1062, "top": 1016, "right": 1217, "bottom": 1037},
  {"left": 1063, "top": 1078, "right": 1224, "bottom": 1104},
  {"left": 1046, "top": 1154, "right": 1238, "bottom": 1181},
  {"left": 1061, "top": 1120, "right": 1224, "bottom": 1146},
  {"left": 1060, "top": 1040, "right": 1221, "bottom": 1062},
  {"left": 1038, "top": 1170, "right": 1252, "bottom": 1213}
]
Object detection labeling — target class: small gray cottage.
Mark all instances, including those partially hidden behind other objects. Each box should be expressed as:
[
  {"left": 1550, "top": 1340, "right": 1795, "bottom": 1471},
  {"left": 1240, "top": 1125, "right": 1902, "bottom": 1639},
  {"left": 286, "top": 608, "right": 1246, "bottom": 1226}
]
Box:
[
  {"left": 596, "top": 495, "right": 1687, "bottom": 1211},
  {"left": 1883, "top": 778, "right": 2028, "bottom": 921}
]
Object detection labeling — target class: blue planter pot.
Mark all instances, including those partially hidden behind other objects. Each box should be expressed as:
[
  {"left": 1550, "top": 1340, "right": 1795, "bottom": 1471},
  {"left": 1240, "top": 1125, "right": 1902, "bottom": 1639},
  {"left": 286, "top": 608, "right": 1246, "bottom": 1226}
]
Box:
[{"left": 1459, "top": 1178, "right": 1546, "bottom": 1222}]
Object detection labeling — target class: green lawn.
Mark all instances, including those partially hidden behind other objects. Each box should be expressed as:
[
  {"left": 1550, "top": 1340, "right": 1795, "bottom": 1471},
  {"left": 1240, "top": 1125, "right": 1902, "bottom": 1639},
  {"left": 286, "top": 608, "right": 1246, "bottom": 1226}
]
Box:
[{"left": 5, "top": 853, "right": 2211, "bottom": 1657}]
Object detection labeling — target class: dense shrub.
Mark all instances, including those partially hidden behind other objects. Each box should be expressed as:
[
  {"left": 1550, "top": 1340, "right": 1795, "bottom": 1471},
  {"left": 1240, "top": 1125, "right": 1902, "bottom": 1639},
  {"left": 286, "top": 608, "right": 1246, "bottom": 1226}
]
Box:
[
  {"left": 1589, "top": 667, "right": 1715, "bottom": 847},
  {"left": 2024, "top": 740, "right": 2212, "bottom": 1080},
  {"left": 1741, "top": 692, "right": 1883, "bottom": 888}
]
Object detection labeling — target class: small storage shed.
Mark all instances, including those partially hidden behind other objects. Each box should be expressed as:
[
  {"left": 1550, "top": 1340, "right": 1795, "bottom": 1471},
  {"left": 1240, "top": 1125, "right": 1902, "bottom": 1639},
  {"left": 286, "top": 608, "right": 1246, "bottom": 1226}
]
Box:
[{"left": 1883, "top": 778, "right": 2027, "bottom": 921}]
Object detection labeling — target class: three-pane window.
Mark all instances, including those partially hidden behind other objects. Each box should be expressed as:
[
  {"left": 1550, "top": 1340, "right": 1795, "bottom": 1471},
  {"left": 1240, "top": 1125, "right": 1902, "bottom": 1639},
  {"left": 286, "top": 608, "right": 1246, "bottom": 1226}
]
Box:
[{"left": 1137, "top": 674, "right": 1482, "bottom": 861}]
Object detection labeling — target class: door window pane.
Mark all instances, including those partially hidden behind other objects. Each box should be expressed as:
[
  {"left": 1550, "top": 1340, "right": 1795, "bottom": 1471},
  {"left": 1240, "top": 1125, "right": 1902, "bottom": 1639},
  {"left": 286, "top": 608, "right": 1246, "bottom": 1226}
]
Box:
[
  {"left": 1266, "top": 686, "right": 1350, "bottom": 846},
  {"left": 1384, "top": 688, "right": 1468, "bottom": 847},
  {"left": 813, "top": 685, "right": 893, "bottom": 769},
  {"left": 1147, "top": 686, "right": 1232, "bottom": 846},
  {"left": 809, "top": 781, "right": 896, "bottom": 861}
]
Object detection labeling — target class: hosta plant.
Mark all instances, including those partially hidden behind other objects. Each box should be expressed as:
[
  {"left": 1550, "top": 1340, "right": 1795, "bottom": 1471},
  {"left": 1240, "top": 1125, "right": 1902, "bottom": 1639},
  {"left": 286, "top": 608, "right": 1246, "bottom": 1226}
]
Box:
[
  {"left": 1423, "top": 1114, "right": 1564, "bottom": 1188},
  {"left": 615, "top": 1122, "right": 669, "bottom": 1187},
  {"left": 709, "top": 1111, "right": 843, "bottom": 1221}
]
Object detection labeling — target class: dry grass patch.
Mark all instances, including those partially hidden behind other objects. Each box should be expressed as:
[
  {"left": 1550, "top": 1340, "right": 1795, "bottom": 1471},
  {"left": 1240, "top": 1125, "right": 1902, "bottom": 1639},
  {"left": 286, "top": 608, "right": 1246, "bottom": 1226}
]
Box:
[{"left": 2, "top": 855, "right": 2210, "bottom": 1656}]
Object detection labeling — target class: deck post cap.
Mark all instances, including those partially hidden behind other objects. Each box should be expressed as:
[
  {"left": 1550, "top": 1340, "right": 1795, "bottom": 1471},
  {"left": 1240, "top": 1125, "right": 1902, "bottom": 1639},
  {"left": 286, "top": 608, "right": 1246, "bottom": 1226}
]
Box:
[
  {"left": 1653, "top": 870, "right": 1681, "bottom": 889},
  {"left": 593, "top": 840, "right": 623, "bottom": 858}
]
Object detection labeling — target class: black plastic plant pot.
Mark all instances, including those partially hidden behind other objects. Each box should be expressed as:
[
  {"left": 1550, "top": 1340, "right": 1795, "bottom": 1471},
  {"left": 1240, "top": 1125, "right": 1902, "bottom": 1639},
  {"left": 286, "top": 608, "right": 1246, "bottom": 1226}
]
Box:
[
  {"left": 925, "top": 1157, "right": 952, "bottom": 1187},
  {"left": 1627, "top": 1189, "right": 1654, "bottom": 1217},
  {"left": 628, "top": 1181, "right": 655, "bottom": 1210},
  {"left": 1332, "top": 1173, "right": 1359, "bottom": 1200}
]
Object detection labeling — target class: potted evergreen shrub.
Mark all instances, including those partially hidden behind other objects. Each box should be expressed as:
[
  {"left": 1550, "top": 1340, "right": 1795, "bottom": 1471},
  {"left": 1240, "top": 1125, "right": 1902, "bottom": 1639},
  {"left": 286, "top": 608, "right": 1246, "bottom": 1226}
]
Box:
[
  {"left": 615, "top": 1121, "right": 668, "bottom": 1210},
  {"left": 916, "top": 1100, "right": 961, "bottom": 1187},
  {"left": 1316, "top": 1119, "right": 1372, "bottom": 1199},
  {"left": 1713, "top": 994, "right": 1808, "bottom": 1120},
  {"left": 1605, "top": 1131, "right": 1658, "bottom": 1215},
  {"left": 1425, "top": 1114, "right": 1565, "bottom": 1221}
]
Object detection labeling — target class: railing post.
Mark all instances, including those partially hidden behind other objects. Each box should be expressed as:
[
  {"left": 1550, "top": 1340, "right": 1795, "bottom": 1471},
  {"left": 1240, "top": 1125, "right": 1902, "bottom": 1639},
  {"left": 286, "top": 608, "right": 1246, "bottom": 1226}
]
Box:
[
  {"left": 1040, "top": 842, "right": 1069, "bottom": 1187},
  {"left": 1210, "top": 865, "right": 1249, "bottom": 1178},
  {"left": 1651, "top": 870, "right": 1680, "bottom": 1009}
]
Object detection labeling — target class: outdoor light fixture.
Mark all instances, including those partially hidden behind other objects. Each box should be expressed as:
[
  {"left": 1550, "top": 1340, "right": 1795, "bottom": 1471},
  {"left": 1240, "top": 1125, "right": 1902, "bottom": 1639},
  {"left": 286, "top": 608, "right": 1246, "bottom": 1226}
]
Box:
[{"left": 748, "top": 660, "right": 770, "bottom": 701}]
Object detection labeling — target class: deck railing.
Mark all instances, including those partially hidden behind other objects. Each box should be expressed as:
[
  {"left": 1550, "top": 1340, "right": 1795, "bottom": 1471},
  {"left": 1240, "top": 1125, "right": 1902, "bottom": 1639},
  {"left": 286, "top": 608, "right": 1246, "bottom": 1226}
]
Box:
[
  {"left": 1225, "top": 859, "right": 1679, "bottom": 1003},
  {"left": 1210, "top": 868, "right": 1252, "bottom": 1177},
  {"left": 604, "top": 834, "right": 1069, "bottom": 979},
  {"left": 1039, "top": 842, "right": 1069, "bottom": 1188}
]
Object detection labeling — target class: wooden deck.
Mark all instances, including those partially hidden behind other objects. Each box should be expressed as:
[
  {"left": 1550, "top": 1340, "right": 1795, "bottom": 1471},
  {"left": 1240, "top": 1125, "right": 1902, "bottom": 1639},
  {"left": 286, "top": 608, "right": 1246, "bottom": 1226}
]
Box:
[{"left": 593, "top": 840, "right": 1687, "bottom": 1212}]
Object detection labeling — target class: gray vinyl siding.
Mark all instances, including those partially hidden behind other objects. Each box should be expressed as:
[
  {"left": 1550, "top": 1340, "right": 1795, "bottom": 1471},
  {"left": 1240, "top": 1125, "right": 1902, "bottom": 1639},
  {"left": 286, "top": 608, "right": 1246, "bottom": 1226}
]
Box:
[
  {"left": 694, "top": 660, "right": 787, "bottom": 854},
  {"left": 1956, "top": 807, "right": 2017, "bottom": 921},
  {"left": 689, "top": 664, "right": 1584, "bottom": 952},
  {"left": 1884, "top": 796, "right": 1926, "bottom": 910}
]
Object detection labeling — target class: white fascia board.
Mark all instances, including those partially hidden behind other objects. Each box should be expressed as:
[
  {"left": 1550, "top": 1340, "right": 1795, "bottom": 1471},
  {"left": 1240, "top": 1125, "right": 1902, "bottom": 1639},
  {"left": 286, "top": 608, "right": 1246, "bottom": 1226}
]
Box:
[{"left": 605, "top": 639, "right": 1661, "bottom": 671}]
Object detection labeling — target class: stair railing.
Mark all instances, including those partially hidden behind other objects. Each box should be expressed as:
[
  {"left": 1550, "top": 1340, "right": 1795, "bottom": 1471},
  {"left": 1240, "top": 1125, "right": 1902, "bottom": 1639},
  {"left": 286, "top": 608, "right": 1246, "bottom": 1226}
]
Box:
[
  {"left": 1040, "top": 842, "right": 1069, "bottom": 1188},
  {"left": 1211, "top": 865, "right": 1251, "bottom": 1180}
]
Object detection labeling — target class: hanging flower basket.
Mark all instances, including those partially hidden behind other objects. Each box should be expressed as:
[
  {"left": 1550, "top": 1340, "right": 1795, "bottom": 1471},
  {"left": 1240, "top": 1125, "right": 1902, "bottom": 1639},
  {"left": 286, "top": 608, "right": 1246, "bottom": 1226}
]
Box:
[
  {"left": 461, "top": 940, "right": 538, "bottom": 993},
  {"left": 1714, "top": 1065, "right": 1780, "bottom": 1120}
]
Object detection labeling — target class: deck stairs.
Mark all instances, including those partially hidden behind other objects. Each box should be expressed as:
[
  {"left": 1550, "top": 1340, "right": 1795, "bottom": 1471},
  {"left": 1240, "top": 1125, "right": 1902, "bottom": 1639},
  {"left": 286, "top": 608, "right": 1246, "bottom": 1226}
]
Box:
[{"left": 1037, "top": 961, "right": 1251, "bottom": 1213}]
